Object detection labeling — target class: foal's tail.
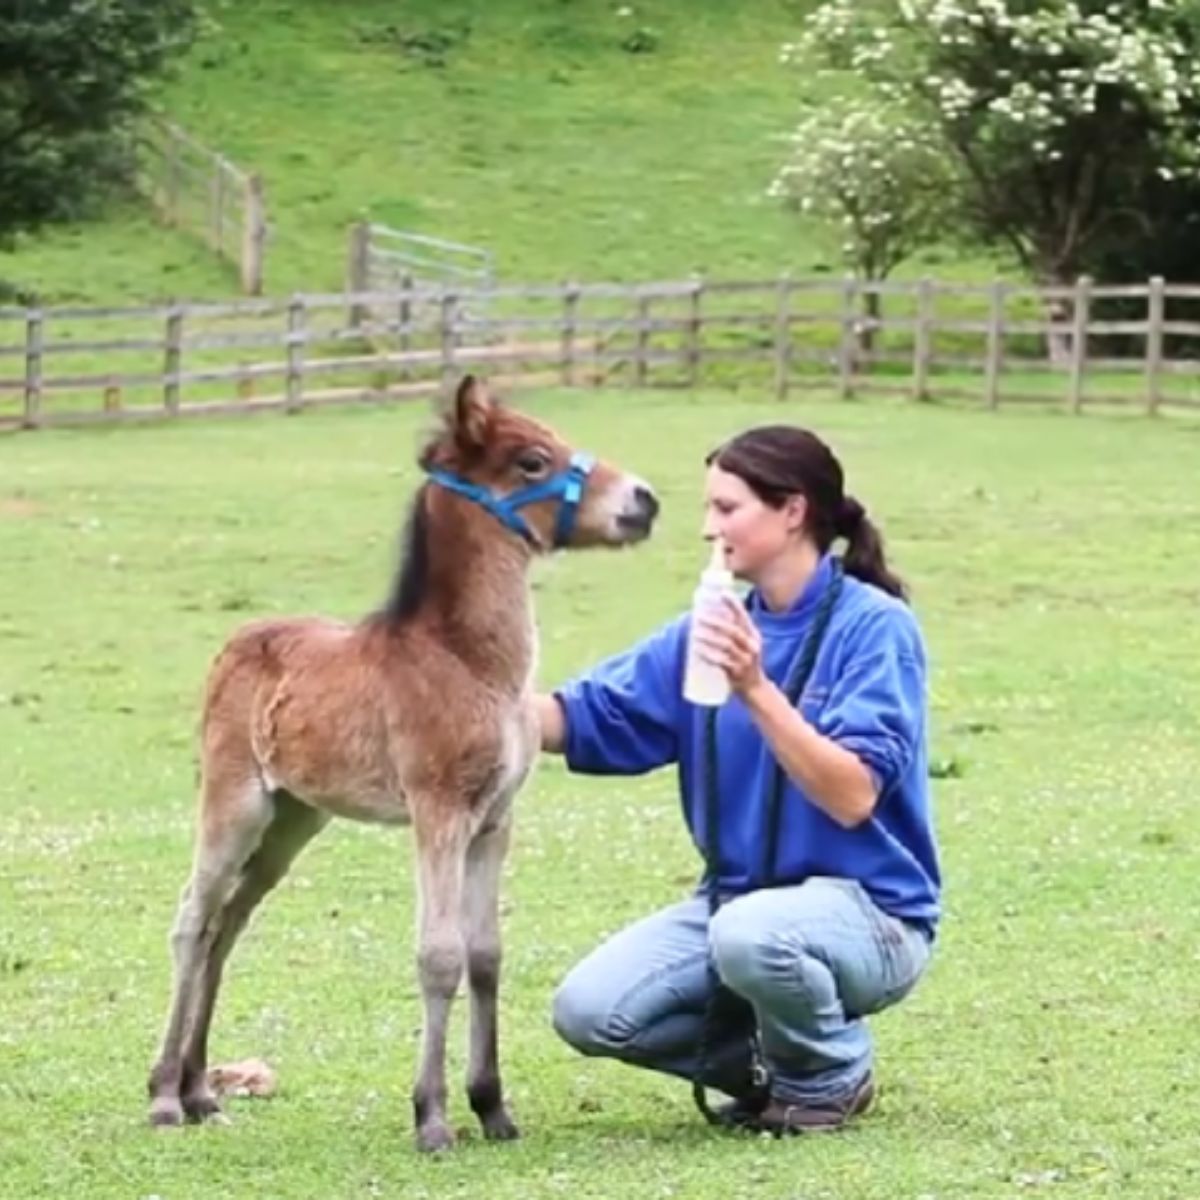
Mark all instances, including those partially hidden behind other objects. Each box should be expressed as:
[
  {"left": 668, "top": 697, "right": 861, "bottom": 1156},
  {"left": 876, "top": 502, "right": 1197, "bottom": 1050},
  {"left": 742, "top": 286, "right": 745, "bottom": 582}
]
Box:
[
  {"left": 194, "top": 619, "right": 300, "bottom": 791},
  {"left": 201, "top": 620, "right": 280, "bottom": 722}
]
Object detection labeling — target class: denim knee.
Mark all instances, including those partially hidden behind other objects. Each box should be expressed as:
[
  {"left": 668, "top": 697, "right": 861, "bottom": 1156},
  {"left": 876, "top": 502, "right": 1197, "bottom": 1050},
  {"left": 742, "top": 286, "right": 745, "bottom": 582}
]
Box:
[
  {"left": 709, "top": 898, "right": 830, "bottom": 1009},
  {"left": 551, "top": 975, "right": 610, "bottom": 1054},
  {"left": 709, "top": 900, "right": 773, "bottom": 995}
]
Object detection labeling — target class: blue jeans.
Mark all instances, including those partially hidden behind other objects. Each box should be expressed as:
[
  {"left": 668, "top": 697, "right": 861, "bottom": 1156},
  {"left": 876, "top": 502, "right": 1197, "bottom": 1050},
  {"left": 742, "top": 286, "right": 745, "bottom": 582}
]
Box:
[{"left": 552, "top": 877, "right": 931, "bottom": 1106}]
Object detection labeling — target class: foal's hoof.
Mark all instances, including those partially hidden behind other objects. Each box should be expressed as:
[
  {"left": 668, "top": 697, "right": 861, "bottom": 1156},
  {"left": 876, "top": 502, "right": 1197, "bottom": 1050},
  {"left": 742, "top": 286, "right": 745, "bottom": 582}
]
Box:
[
  {"left": 481, "top": 1109, "right": 521, "bottom": 1142},
  {"left": 416, "top": 1121, "right": 456, "bottom": 1153},
  {"left": 148, "top": 1097, "right": 185, "bottom": 1129},
  {"left": 182, "top": 1091, "right": 228, "bottom": 1126}
]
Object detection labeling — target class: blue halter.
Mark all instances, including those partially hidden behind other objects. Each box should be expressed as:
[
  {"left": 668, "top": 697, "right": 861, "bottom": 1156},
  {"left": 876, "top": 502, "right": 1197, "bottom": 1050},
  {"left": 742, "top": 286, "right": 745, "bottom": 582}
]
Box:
[{"left": 424, "top": 451, "right": 596, "bottom": 548}]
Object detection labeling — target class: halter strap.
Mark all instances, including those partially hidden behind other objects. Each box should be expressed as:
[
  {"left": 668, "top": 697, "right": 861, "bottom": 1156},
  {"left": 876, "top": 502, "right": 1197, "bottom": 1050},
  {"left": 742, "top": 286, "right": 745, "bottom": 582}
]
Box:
[{"left": 424, "top": 451, "right": 596, "bottom": 548}]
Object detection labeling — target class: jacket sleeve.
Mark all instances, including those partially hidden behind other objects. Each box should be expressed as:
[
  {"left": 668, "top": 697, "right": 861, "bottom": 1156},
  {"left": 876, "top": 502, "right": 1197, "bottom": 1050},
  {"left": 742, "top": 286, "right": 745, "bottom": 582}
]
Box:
[
  {"left": 553, "top": 617, "right": 687, "bottom": 776},
  {"left": 815, "top": 607, "right": 927, "bottom": 794}
]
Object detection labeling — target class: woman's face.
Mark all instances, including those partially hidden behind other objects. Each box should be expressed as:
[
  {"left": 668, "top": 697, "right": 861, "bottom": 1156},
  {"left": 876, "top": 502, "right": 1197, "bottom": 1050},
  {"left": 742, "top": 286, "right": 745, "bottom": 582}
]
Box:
[{"left": 702, "top": 464, "right": 806, "bottom": 579}]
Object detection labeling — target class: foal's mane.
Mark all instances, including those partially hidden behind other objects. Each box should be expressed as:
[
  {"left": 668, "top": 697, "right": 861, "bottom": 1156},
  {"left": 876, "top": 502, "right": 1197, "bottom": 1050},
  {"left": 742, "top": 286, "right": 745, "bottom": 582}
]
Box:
[
  {"left": 376, "top": 417, "right": 462, "bottom": 624},
  {"left": 379, "top": 486, "right": 432, "bottom": 623},
  {"left": 376, "top": 404, "right": 515, "bottom": 625}
]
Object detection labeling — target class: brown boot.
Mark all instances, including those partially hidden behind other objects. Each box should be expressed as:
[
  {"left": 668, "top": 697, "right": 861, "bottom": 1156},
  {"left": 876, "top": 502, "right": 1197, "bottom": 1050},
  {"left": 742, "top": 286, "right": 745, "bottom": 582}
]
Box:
[{"left": 753, "top": 1073, "right": 875, "bottom": 1135}]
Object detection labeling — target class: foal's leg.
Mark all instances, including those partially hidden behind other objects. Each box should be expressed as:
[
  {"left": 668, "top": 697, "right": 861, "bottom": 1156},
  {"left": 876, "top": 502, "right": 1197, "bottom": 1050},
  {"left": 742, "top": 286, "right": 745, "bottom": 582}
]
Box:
[
  {"left": 411, "top": 808, "right": 470, "bottom": 1153},
  {"left": 463, "top": 819, "right": 519, "bottom": 1141},
  {"left": 147, "top": 781, "right": 273, "bottom": 1127},
  {"left": 178, "top": 791, "right": 330, "bottom": 1122}
]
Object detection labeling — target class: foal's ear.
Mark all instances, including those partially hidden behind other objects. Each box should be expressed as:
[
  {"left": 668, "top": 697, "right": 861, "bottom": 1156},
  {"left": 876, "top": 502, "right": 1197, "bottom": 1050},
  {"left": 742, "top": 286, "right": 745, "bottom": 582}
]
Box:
[{"left": 451, "top": 375, "right": 493, "bottom": 450}]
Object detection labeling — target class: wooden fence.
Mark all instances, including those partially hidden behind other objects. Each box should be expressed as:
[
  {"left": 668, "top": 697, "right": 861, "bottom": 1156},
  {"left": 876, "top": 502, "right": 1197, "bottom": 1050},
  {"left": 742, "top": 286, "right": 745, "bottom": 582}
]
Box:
[
  {"left": 3, "top": 275, "right": 1200, "bottom": 431},
  {"left": 344, "top": 221, "right": 495, "bottom": 336},
  {"left": 136, "top": 121, "right": 267, "bottom": 295},
  {"left": 345, "top": 222, "right": 494, "bottom": 296}
]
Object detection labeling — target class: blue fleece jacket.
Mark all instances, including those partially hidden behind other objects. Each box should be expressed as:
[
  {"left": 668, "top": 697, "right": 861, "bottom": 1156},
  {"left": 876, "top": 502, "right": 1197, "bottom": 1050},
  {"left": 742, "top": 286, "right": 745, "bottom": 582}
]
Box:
[{"left": 555, "top": 554, "right": 941, "bottom": 933}]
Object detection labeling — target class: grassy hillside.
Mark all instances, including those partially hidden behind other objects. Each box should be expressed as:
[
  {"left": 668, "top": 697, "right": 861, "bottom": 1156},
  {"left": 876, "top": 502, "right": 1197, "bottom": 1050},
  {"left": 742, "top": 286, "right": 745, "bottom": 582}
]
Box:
[{"left": 0, "top": 0, "right": 997, "bottom": 306}]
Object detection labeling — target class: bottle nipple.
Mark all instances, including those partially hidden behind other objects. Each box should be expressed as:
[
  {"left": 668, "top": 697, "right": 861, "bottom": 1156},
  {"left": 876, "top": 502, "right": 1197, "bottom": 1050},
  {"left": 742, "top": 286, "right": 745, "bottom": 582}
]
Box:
[{"left": 703, "top": 538, "right": 732, "bottom": 584}]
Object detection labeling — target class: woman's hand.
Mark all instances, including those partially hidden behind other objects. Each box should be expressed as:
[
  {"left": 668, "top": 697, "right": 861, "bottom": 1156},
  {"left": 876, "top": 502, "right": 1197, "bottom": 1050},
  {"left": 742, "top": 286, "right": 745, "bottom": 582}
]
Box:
[
  {"left": 533, "top": 693, "right": 567, "bottom": 754},
  {"left": 694, "top": 597, "right": 879, "bottom": 826},
  {"left": 692, "top": 597, "right": 768, "bottom": 698}
]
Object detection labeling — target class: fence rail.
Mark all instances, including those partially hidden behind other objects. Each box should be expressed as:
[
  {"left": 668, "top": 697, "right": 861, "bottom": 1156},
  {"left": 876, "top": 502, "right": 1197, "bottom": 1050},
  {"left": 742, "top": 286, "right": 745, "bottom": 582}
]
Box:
[
  {"left": 3, "top": 275, "right": 1200, "bottom": 431},
  {"left": 136, "top": 120, "right": 267, "bottom": 295}
]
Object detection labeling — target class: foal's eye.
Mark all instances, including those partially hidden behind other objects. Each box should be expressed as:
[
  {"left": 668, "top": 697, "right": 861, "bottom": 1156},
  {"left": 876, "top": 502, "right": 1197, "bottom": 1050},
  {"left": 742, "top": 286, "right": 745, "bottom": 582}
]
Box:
[{"left": 516, "top": 449, "right": 552, "bottom": 477}]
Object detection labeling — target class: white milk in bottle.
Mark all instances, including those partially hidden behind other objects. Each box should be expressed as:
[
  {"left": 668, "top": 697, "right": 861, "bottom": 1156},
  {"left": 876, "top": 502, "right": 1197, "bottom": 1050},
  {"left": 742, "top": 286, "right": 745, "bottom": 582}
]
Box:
[{"left": 682, "top": 540, "right": 737, "bottom": 706}]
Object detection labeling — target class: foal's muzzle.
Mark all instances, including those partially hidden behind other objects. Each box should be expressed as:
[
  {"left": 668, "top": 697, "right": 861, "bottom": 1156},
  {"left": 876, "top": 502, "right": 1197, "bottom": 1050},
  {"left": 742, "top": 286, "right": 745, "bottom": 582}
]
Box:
[{"left": 617, "top": 484, "right": 660, "bottom": 539}]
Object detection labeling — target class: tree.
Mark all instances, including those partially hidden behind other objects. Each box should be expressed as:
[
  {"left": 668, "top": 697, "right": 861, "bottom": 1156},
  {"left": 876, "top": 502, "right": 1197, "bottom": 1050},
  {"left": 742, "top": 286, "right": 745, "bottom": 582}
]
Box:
[
  {"left": 0, "top": 1, "right": 198, "bottom": 247},
  {"left": 782, "top": 1, "right": 1200, "bottom": 291},
  {"left": 768, "top": 99, "right": 956, "bottom": 344}
]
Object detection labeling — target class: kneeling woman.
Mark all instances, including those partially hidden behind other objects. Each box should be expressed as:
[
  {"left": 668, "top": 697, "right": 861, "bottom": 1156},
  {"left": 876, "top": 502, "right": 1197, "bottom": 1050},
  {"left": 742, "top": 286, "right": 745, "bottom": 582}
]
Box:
[{"left": 535, "top": 424, "right": 941, "bottom": 1134}]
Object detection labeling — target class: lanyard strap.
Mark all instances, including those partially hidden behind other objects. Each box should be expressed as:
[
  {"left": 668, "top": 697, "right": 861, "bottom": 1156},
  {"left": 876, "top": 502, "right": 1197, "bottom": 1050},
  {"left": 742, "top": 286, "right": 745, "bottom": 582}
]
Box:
[
  {"left": 692, "top": 561, "right": 844, "bottom": 1123},
  {"left": 700, "top": 560, "right": 844, "bottom": 893}
]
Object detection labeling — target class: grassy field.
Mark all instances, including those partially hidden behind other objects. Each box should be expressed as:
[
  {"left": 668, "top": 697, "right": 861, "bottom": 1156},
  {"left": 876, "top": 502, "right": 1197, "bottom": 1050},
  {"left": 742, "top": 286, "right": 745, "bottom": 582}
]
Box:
[
  {"left": 0, "top": 0, "right": 1007, "bottom": 307},
  {"left": 2, "top": 389, "right": 1198, "bottom": 1198}
]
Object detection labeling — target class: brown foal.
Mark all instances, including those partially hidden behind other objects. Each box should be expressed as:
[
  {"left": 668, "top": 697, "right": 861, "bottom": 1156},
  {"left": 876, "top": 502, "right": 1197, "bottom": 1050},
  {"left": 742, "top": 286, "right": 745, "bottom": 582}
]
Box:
[{"left": 146, "top": 376, "right": 659, "bottom": 1151}]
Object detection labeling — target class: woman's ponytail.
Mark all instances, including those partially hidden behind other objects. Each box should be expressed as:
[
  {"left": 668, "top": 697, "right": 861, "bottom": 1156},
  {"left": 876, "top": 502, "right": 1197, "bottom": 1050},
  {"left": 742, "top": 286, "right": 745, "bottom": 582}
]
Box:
[{"left": 837, "top": 495, "right": 908, "bottom": 601}]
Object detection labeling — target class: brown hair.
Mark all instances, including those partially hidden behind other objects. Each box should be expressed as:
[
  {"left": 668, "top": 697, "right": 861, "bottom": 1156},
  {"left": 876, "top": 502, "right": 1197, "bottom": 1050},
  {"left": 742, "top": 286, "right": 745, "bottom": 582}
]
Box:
[{"left": 706, "top": 425, "right": 908, "bottom": 600}]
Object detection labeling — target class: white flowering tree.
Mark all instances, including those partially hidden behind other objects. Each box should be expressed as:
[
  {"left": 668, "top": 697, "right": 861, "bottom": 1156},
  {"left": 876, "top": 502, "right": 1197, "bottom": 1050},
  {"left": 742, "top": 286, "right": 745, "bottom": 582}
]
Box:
[
  {"left": 769, "top": 102, "right": 955, "bottom": 345},
  {"left": 780, "top": 1, "right": 1200, "bottom": 295}
]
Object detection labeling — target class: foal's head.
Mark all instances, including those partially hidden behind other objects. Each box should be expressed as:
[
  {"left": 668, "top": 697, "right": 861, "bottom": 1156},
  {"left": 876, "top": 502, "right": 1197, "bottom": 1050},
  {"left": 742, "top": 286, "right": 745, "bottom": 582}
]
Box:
[{"left": 419, "top": 376, "right": 659, "bottom": 551}]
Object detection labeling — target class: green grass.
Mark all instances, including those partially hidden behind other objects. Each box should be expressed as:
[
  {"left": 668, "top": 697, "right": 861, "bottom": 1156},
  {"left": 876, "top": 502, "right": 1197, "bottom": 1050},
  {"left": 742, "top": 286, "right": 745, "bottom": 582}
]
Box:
[
  {"left": 0, "top": 0, "right": 1007, "bottom": 307},
  {"left": 2, "top": 390, "right": 1199, "bottom": 1197}
]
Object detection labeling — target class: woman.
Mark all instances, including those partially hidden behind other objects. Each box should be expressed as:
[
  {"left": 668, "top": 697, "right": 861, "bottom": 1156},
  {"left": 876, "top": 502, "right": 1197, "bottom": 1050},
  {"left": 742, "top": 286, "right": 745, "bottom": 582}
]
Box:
[{"left": 535, "top": 424, "right": 940, "bottom": 1135}]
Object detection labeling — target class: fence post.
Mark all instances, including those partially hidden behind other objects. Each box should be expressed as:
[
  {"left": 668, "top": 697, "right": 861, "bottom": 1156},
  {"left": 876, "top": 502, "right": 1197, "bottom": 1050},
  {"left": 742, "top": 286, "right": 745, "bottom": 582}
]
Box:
[
  {"left": 440, "top": 291, "right": 458, "bottom": 395},
  {"left": 22, "top": 310, "right": 43, "bottom": 430},
  {"left": 1067, "top": 275, "right": 1092, "bottom": 413},
  {"left": 635, "top": 292, "right": 651, "bottom": 387},
  {"left": 237, "top": 366, "right": 255, "bottom": 402},
  {"left": 912, "top": 277, "right": 934, "bottom": 402},
  {"left": 163, "top": 305, "right": 184, "bottom": 415},
  {"left": 240, "top": 173, "right": 265, "bottom": 295},
  {"left": 685, "top": 277, "right": 703, "bottom": 390},
  {"left": 346, "top": 221, "right": 371, "bottom": 329},
  {"left": 398, "top": 271, "right": 414, "bottom": 382},
  {"left": 984, "top": 281, "right": 1006, "bottom": 410},
  {"left": 837, "top": 276, "right": 859, "bottom": 400},
  {"left": 212, "top": 159, "right": 226, "bottom": 256},
  {"left": 286, "top": 295, "right": 307, "bottom": 412},
  {"left": 773, "top": 275, "right": 792, "bottom": 401},
  {"left": 561, "top": 281, "right": 580, "bottom": 387},
  {"left": 1145, "top": 275, "right": 1165, "bottom": 416}
]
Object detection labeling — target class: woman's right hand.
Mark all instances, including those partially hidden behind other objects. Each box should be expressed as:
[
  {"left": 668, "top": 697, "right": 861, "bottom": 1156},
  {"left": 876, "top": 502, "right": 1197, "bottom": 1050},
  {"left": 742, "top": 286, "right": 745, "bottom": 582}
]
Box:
[{"left": 534, "top": 693, "right": 567, "bottom": 754}]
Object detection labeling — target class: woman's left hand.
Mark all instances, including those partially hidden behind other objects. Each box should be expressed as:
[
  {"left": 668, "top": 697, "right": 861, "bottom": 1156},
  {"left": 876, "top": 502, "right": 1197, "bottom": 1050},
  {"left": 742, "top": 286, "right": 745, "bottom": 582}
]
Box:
[{"left": 692, "top": 597, "right": 766, "bottom": 697}]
